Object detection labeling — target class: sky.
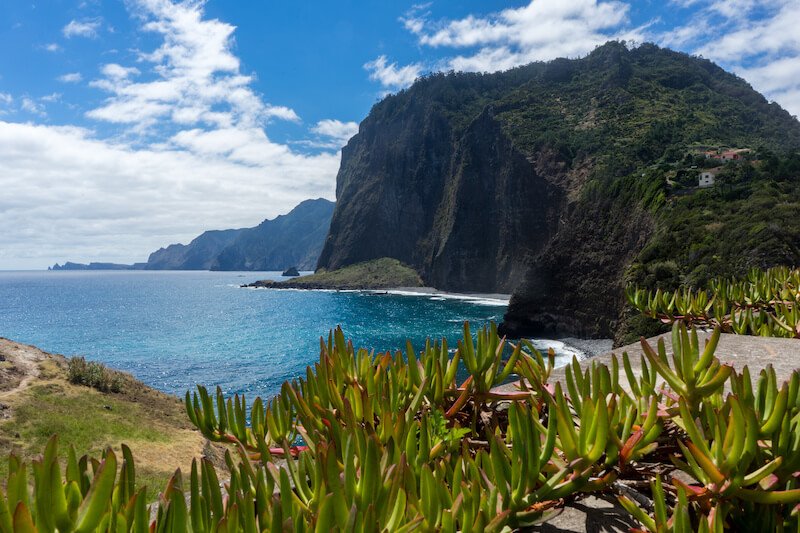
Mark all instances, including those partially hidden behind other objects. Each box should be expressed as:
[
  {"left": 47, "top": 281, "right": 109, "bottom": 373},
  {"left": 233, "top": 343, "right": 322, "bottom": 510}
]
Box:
[{"left": 1, "top": 0, "right": 799, "bottom": 269}]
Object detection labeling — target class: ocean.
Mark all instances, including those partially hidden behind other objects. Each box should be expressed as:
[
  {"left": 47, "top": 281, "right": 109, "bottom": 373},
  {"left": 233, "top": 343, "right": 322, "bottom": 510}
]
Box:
[{"left": 0, "top": 270, "right": 585, "bottom": 400}]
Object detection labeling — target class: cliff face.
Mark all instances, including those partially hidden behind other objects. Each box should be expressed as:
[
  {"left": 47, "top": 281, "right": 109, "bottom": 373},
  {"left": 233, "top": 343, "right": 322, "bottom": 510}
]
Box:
[
  {"left": 145, "top": 199, "right": 334, "bottom": 271},
  {"left": 212, "top": 198, "right": 334, "bottom": 271},
  {"left": 318, "top": 42, "right": 800, "bottom": 338},
  {"left": 146, "top": 229, "right": 244, "bottom": 270}
]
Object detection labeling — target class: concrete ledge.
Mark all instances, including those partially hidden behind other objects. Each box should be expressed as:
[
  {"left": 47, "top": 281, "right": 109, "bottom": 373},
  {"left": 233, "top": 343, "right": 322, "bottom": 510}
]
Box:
[{"left": 498, "top": 333, "right": 800, "bottom": 531}]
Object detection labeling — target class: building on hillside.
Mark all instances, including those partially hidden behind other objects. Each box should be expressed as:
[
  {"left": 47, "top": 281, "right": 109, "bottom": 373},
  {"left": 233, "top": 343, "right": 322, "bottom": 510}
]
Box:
[
  {"left": 698, "top": 169, "right": 718, "bottom": 188},
  {"left": 704, "top": 148, "right": 752, "bottom": 162}
]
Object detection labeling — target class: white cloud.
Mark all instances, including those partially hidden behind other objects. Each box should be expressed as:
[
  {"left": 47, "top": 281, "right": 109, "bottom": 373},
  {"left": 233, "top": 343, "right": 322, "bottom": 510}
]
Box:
[
  {"left": 101, "top": 63, "right": 141, "bottom": 80},
  {"left": 63, "top": 18, "right": 102, "bottom": 38},
  {"left": 0, "top": 121, "right": 339, "bottom": 268},
  {"left": 415, "top": 0, "right": 637, "bottom": 69},
  {"left": 44, "top": 43, "right": 61, "bottom": 52},
  {"left": 304, "top": 119, "right": 359, "bottom": 148},
  {"left": 0, "top": 93, "right": 11, "bottom": 115},
  {"left": 364, "top": 55, "right": 423, "bottom": 90},
  {"left": 0, "top": 0, "right": 341, "bottom": 269},
  {"left": 21, "top": 97, "right": 46, "bottom": 116},
  {"left": 660, "top": 0, "right": 800, "bottom": 117},
  {"left": 87, "top": 0, "right": 299, "bottom": 132},
  {"left": 370, "top": 0, "right": 640, "bottom": 89},
  {"left": 264, "top": 105, "right": 300, "bottom": 122},
  {"left": 40, "top": 93, "right": 61, "bottom": 103},
  {"left": 58, "top": 72, "right": 83, "bottom": 83}
]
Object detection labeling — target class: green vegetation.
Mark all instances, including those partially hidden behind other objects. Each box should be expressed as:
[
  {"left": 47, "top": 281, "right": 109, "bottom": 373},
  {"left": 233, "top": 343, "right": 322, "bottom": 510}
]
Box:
[
  {"left": 3, "top": 322, "right": 800, "bottom": 531},
  {"left": 383, "top": 42, "right": 800, "bottom": 185},
  {"left": 249, "top": 257, "right": 423, "bottom": 290},
  {"left": 627, "top": 151, "right": 800, "bottom": 291},
  {"left": 0, "top": 357, "right": 214, "bottom": 495},
  {"left": 629, "top": 266, "right": 800, "bottom": 338},
  {"left": 67, "top": 357, "right": 124, "bottom": 393}
]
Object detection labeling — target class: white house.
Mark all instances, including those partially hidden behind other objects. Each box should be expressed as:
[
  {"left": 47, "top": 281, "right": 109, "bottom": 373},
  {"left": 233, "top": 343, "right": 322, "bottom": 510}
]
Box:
[{"left": 698, "top": 170, "right": 716, "bottom": 188}]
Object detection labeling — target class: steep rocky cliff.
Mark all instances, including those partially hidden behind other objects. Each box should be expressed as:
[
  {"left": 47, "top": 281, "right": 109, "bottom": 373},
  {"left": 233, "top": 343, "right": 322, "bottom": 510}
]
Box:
[
  {"left": 146, "top": 229, "right": 244, "bottom": 270},
  {"left": 146, "top": 199, "right": 333, "bottom": 271},
  {"left": 212, "top": 198, "right": 334, "bottom": 271},
  {"left": 318, "top": 42, "right": 800, "bottom": 338}
]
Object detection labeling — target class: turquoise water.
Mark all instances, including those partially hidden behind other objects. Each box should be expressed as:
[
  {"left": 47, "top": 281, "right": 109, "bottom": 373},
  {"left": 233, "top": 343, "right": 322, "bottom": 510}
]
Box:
[{"left": 0, "top": 270, "right": 529, "bottom": 400}]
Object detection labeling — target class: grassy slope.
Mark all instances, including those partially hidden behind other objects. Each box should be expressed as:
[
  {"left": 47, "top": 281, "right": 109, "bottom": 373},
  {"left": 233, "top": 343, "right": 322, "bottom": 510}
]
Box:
[
  {"left": 0, "top": 346, "right": 223, "bottom": 491},
  {"left": 251, "top": 257, "right": 424, "bottom": 290}
]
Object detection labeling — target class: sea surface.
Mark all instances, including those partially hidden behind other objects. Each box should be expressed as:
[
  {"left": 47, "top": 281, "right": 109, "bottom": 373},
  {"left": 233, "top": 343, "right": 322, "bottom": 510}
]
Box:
[{"left": 0, "top": 270, "right": 584, "bottom": 400}]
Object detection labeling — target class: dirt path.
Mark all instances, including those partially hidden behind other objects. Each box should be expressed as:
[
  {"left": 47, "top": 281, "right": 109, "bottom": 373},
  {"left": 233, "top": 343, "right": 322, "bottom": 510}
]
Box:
[{"left": 0, "top": 338, "right": 48, "bottom": 401}]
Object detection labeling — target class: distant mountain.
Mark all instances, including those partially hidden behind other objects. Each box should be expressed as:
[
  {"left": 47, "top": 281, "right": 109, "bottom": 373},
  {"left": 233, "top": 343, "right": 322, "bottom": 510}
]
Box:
[
  {"left": 145, "top": 229, "right": 245, "bottom": 270},
  {"left": 211, "top": 198, "right": 335, "bottom": 271},
  {"left": 51, "top": 198, "right": 334, "bottom": 272}
]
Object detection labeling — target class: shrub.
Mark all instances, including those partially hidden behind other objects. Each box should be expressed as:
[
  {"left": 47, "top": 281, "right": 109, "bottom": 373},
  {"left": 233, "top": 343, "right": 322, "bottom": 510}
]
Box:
[
  {"left": 628, "top": 265, "right": 800, "bottom": 338},
  {"left": 3, "top": 322, "right": 799, "bottom": 531},
  {"left": 67, "top": 356, "right": 124, "bottom": 393}
]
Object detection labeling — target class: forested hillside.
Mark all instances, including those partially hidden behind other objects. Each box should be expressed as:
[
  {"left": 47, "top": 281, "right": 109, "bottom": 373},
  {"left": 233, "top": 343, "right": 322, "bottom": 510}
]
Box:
[{"left": 317, "top": 41, "right": 800, "bottom": 339}]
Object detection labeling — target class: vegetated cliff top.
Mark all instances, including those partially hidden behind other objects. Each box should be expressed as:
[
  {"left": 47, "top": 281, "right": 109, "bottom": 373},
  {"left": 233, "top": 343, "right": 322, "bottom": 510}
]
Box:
[
  {"left": 317, "top": 40, "right": 800, "bottom": 339},
  {"left": 365, "top": 40, "right": 799, "bottom": 161}
]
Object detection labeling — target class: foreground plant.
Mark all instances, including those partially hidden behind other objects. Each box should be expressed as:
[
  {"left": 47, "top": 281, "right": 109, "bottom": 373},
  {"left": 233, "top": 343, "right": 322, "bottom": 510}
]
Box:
[
  {"left": 2, "top": 321, "right": 799, "bottom": 531},
  {"left": 627, "top": 266, "right": 800, "bottom": 338}
]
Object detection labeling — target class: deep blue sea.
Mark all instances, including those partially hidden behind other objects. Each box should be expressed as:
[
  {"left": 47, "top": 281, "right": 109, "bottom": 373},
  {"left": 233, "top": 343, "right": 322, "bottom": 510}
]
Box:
[{"left": 0, "top": 270, "right": 580, "bottom": 400}]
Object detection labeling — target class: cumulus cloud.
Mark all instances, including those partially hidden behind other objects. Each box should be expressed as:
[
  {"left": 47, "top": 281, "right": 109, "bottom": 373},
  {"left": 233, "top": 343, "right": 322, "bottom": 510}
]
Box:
[
  {"left": 0, "top": 121, "right": 339, "bottom": 268},
  {"left": 0, "top": 93, "right": 11, "bottom": 115},
  {"left": 86, "top": 0, "right": 298, "bottom": 132},
  {"left": 43, "top": 43, "right": 61, "bottom": 52},
  {"left": 662, "top": 0, "right": 800, "bottom": 117},
  {"left": 63, "top": 18, "right": 102, "bottom": 38},
  {"left": 363, "top": 55, "right": 423, "bottom": 90},
  {"left": 1, "top": 0, "right": 341, "bottom": 269},
  {"left": 40, "top": 93, "right": 61, "bottom": 103},
  {"left": 58, "top": 72, "right": 83, "bottom": 83},
  {"left": 368, "top": 0, "right": 640, "bottom": 90},
  {"left": 299, "top": 119, "right": 360, "bottom": 149},
  {"left": 20, "top": 97, "right": 46, "bottom": 116}
]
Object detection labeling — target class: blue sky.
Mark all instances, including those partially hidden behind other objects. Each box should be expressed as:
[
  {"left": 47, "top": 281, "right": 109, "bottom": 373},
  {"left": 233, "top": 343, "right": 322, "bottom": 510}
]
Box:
[{"left": 1, "top": 0, "right": 799, "bottom": 269}]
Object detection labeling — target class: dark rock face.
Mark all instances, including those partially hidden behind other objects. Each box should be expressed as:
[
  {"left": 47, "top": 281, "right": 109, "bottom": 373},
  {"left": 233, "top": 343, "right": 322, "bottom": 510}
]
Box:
[
  {"left": 318, "top": 104, "right": 564, "bottom": 294},
  {"left": 318, "top": 41, "right": 800, "bottom": 338},
  {"left": 211, "top": 199, "right": 334, "bottom": 271},
  {"left": 499, "top": 200, "right": 654, "bottom": 338},
  {"left": 143, "top": 199, "right": 334, "bottom": 271},
  {"left": 282, "top": 267, "right": 300, "bottom": 277},
  {"left": 146, "top": 229, "right": 244, "bottom": 270}
]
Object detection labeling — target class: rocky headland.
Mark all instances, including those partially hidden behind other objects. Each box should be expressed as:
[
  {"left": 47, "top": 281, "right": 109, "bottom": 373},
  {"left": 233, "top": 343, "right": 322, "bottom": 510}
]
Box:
[{"left": 314, "top": 41, "right": 800, "bottom": 341}]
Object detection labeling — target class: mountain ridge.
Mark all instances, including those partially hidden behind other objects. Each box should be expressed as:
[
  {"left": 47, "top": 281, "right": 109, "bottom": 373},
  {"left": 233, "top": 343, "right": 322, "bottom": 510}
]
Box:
[
  {"left": 51, "top": 198, "right": 334, "bottom": 272},
  {"left": 317, "top": 41, "right": 800, "bottom": 339}
]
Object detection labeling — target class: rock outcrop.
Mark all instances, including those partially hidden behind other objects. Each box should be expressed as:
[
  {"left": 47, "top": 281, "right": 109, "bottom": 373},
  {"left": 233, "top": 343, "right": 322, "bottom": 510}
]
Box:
[{"left": 317, "top": 42, "right": 800, "bottom": 338}]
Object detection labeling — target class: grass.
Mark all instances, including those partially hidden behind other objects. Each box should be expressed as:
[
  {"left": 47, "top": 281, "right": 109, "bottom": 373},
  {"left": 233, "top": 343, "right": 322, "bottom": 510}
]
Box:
[
  {"left": 0, "top": 356, "right": 221, "bottom": 492},
  {"left": 255, "top": 257, "right": 424, "bottom": 290}
]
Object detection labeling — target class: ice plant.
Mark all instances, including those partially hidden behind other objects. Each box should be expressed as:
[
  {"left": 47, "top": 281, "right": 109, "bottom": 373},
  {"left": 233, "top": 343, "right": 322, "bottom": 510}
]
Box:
[{"left": 2, "top": 321, "right": 799, "bottom": 531}]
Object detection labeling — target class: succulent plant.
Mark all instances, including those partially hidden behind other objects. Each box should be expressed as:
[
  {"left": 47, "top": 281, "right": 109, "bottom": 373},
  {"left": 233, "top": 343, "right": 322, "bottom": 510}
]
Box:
[
  {"left": 628, "top": 266, "right": 800, "bottom": 338},
  {"left": 2, "top": 321, "right": 799, "bottom": 531}
]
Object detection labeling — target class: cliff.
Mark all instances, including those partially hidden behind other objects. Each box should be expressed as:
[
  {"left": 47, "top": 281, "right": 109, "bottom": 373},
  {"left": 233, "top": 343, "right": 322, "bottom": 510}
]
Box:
[
  {"left": 146, "top": 228, "right": 245, "bottom": 270},
  {"left": 53, "top": 199, "right": 334, "bottom": 272},
  {"left": 317, "top": 41, "right": 800, "bottom": 338},
  {"left": 211, "top": 198, "right": 334, "bottom": 271}
]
